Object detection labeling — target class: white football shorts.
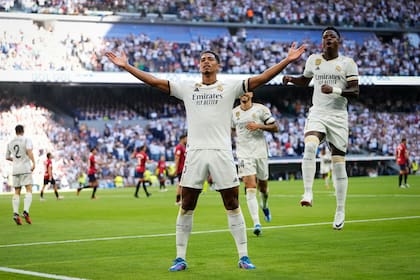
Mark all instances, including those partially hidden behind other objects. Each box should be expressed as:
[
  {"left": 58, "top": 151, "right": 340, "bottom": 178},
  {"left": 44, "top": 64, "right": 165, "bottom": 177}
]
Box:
[
  {"left": 237, "top": 157, "right": 269, "bottom": 181},
  {"left": 180, "top": 149, "right": 240, "bottom": 190},
  {"left": 305, "top": 110, "right": 348, "bottom": 153},
  {"left": 12, "top": 173, "right": 33, "bottom": 188}
]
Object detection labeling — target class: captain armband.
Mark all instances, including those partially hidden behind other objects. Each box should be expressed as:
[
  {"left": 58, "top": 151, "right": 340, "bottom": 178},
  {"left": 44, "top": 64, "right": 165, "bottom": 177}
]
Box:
[
  {"left": 264, "top": 116, "right": 276, "bottom": 125},
  {"left": 332, "top": 87, "right": 342, "bottom": 95}
]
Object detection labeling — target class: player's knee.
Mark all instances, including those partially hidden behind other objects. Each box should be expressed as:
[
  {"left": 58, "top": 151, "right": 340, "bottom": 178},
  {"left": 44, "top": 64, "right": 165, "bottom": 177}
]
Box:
[
  {"left": 180, "top": 209, "right": 194, "bottom": 215},
  {"left": 304, "top": 135, "right": 320, "bottom": 154},
  {"left": 181, "top": 198, "right": 196, "bottom": 211},
  {"left": 242, "top": 175, "right": 256, "bottom": 188},
  {"left": 332, "top": 155, "right": 345, "bottom": 163},
  {"left": 226, "top": 208, "right": 241, "bottom": 215},
  {"left": 224, "top": 197, "right": 240, "bottom": 210}
]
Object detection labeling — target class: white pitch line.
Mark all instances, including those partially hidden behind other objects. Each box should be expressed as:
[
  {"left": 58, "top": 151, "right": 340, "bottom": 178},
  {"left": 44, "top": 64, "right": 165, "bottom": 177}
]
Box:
[
  {"left": 271, "top": 193, "right": 420, "bottom": 198},
  {"left": 1, "top": 216, "right": 419, "bottom": 249},
  {"left": 0, "top": 267, "right": 88, "bottom": 280}
]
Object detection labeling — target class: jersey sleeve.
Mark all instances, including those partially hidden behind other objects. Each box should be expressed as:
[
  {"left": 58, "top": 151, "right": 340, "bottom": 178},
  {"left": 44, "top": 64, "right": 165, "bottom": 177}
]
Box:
[
  {"left": 261, "top": 105, "right": 275, "bottom": 125},
  {"left": 303, "top": 54, "right": 315, "bottom": 79},
  {"left": 169, "top": 81, "right": 185, "bottom": 100},
  {"left": 345, "top": 57, "right": 359, "bottom": 82},
  {"left": 231, "top": 107, "right": 238, "bottom": 129},
  {"left": 25, "top": 138, "right": 33, "bottom": 150},
  {"left": 5, "top": 145, "right": 11, "bottom": 159}
]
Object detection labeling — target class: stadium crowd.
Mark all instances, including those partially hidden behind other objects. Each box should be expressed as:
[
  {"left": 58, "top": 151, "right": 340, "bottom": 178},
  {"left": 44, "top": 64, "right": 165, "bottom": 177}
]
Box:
[
  {"left": 1, "top": 0, "right": 418, "bottom": 28},
  {"left": 0, "top": 89, "right": 418, "bottom": 191},
  {"left": 0, "top": 20, "right": 419, "bottom": 76},
  {"left": 0, "top": 0, "right": 418, "bottom": 187}
]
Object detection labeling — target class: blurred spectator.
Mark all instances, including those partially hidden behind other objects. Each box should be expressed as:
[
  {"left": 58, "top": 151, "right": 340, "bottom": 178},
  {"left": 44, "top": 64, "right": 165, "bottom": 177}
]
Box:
[
  {"left": 0, "top": 21, "right": 418, "bottom": 76},
  {"left": 2, "top": 0, "right": 418, "bottom": 28}
]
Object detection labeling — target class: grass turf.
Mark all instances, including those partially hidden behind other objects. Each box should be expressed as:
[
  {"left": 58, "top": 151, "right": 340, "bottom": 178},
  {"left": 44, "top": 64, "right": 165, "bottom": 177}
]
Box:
[{"left": 1, "top": 175, "right": 419, "bottom": 280}]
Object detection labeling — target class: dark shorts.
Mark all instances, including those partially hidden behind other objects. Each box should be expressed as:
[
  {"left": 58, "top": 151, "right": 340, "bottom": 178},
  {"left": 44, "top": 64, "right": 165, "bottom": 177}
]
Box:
[
  {"left": 135, "top": 171, "right": 144, "bottom": 179},
  {"left": 43, "top": 178, "right": 56, "bottom": 185},
  {"left": 88, "top": 174, "right": 97, "bottom": 182},
  {"left": 399, "top": 164, "right": 408, "bottom": 171}
]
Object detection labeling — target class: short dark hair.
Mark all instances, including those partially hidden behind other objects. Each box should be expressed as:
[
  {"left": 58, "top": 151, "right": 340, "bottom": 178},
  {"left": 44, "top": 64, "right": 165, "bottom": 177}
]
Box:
[
  {"left": 179, "top": 133, "right": 187, "bottom": 140},
  {"left": 47, "top": 152, "right": 52, "bottom": 158},
  {"left": 15, "top": 125, "right": 24, "bottom": 134},
  {"left": 322, "top": 26, "right": 341, "bottom": 38},
  {"left": 201, "top": 50, "right": 220, "bottom": 64}
]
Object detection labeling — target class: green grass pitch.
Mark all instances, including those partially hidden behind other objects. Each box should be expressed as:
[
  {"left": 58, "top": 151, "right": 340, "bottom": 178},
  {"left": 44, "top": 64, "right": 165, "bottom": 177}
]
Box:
[{"left": 1, "top": 175, "right": 419, "bottom": 280}]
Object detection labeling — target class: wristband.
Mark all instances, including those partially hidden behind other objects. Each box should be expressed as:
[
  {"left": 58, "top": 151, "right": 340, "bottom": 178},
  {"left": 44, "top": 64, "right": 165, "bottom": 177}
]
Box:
[{"left": 332, "top": 87, "right": 342, "bottom": 95}]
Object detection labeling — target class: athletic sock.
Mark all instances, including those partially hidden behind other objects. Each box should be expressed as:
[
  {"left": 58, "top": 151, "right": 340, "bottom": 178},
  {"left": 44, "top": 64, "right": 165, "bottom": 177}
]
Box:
[
  {"left": 227, "top": 209, "right": 248, "bottom": 258},
  {"left": 302, "top": 140, "right": 318, "bottom": 198},
  {"left": 260, "top": 191, "right": 268, "bottom": 209},
  {"left": 135, "top": 182, "right": 140, "bottom": 196},
  {"left": 92, "top": 187, "right": 97, "bottom": 198},
  {"left": 143, "top": 183, "right": 150, "bottom": 195},
  {"left": 23, "top": 193, "right": 32, "bottom": 213},
  {"left": 332, "top": 160, "right": 348, "bottom": 213},
  {"left": 12, "top": 194, "right": 20, "bottom": 214},
  {"left": 175, "top": 210, "right": 193, "bottom": 260},
  {"left": 246, "top": 188, "right": 260, "bottom": 226}
]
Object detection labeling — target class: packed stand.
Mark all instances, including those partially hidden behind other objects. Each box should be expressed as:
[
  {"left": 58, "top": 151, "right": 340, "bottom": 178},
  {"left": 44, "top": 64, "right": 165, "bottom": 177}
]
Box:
[
  {"left": 0, "top": 89, "right": 418, "bottom": 191},
  {"left": 2, "top": 0, "right": 418, "bottom": 28},
  {"left": 0, "top": 21, "right": 419, "bottom": 76}
]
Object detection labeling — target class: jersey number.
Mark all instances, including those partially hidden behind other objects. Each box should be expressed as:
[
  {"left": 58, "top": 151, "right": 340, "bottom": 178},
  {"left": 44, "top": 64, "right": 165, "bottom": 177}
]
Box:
[{"left": 13, "top": 144, "right": 22, "bottom": 158}]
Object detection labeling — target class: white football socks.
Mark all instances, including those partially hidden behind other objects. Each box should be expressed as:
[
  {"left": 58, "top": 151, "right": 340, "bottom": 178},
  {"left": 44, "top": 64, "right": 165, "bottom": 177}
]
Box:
[
  {"left": 12, "top": 194, "right": 20, "bottom": 214},
  {"left": 332, "top": 157, "right": 348, "bottom": 213},
  {"left": 301, "top": 138, "right": 319, "bottom": 198},
  {"left": 227, "top": 209, "right": 248, "bottom": 258},
  {"left": 246, "top": 188, "right": 260, "bottom": 226},
  {"left": 175, "top": 210, "right": 193, "bottom": 260},
  {"left": 24, "top": 192, "right": 32, "bottom": 213}
]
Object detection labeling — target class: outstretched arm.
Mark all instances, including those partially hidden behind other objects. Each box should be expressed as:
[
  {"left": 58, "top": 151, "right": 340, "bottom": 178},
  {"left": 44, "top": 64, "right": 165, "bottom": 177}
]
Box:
[
  {"left": 105, "top": 52, "right": 170, "bottom": 94},
  {"left": 282, "top": 75, "right": 312, "bottom": 87},
  {"left": 248, "top": 42, "right": 306, "bottom": 91}
]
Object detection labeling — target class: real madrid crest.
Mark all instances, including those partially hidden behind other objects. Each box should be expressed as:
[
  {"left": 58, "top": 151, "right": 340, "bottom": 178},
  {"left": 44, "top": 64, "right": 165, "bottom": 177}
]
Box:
[
  {"left": 235, "top": 111, "right": 240, "bottom": 120},
  {"left": 336, "top": 65, "right": 341, "bottom": 72},
  {"left": 315, "top": 59, "right": 322, "bottom": 66},
  {"left": 217, "top": 84, "right": 223, "bottom": 92}
]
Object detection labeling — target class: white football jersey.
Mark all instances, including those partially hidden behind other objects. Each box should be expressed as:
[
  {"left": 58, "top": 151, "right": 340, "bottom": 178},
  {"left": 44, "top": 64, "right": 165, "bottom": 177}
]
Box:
[
  {"left": 303, "top": 53, "right": 359, "bottom": 112},
  {"left": 170, "top": 79, "right": 247, "bottom": 150},
  {"left": 6, "top": 135, "right": 33, "bottom": 175},
  {"left": 232, "top": 103, "right": 273, "bottom": 158}
]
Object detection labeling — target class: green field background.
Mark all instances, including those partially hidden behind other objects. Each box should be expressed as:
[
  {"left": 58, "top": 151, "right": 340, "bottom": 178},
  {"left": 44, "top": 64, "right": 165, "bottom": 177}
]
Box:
[{"left": 1, "top": 175, "right": 419, "bottom": 280}]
